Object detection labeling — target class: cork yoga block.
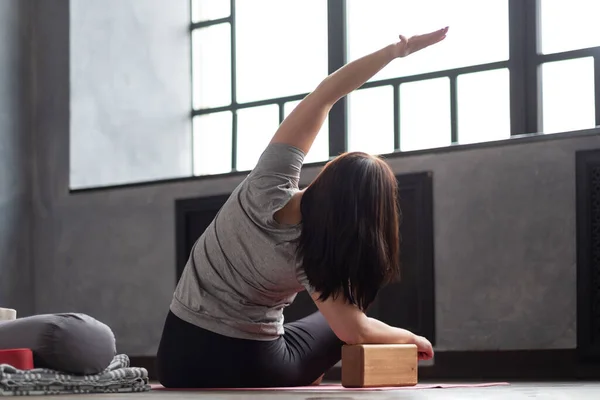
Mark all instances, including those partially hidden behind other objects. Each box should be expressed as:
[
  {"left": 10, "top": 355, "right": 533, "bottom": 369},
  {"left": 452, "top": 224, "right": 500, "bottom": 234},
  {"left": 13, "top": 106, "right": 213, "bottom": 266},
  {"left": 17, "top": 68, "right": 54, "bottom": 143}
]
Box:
[{"left": 341, "top": 344, "right": 418, "bottom": 388}]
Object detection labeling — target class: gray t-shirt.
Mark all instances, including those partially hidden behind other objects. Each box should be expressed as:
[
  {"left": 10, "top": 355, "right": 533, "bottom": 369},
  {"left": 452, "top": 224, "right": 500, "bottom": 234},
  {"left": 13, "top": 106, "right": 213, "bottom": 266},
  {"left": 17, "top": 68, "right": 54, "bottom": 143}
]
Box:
[{"left": 170, "top": 142, "right": 314, "bottom": 341}]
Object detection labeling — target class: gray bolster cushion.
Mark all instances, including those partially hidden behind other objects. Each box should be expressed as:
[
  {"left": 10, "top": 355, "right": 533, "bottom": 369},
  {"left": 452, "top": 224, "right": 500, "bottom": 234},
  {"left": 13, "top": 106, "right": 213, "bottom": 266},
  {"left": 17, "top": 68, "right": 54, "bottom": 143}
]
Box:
[{"left": 0, "top": 313, "right": 116, "bottom": 375}]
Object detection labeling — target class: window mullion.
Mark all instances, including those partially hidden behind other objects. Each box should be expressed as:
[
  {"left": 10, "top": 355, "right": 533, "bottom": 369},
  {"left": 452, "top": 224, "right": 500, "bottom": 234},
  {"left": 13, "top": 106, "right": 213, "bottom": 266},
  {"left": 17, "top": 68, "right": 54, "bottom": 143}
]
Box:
[
  {"left": 327, "top": 0, "right": 347, "bottom": 157},
  {"left": 509, "top": 0, "right": 541, "bottom": 136},
  {"left": 449, "top": 75, "right": 458, "bottom": 143},
  {"left": 230, "top": 0, "right": 238, "bottom": 171},
  {"left": 508, "top": 0, "right": 527, "bottom": 135},
  {"left": 525, "top": 0, "right": 542, "bottom": 134},
  {"left": 189, "top": 0, "right": 196, "bottom": 175},
  {"left": 595, "top": 54, "right": 600, "bottom": 127},
  {"left": 393, "top": 84, "right": 400, "bottom": 151}
]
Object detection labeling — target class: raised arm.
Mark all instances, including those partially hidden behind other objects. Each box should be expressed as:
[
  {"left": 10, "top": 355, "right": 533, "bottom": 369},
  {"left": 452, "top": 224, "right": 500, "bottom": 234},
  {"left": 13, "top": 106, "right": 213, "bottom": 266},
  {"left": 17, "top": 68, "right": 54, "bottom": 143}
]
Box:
[{"left": 270, "top": 27, "right": 449, "bottom": 155}]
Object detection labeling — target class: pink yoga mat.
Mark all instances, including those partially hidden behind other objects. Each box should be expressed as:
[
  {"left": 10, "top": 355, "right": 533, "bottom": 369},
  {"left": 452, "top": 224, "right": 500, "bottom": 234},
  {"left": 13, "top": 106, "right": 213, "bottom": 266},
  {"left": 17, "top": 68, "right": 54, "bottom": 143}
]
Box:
[{"left": 151, "top": 382, "right": 509, "bottom": 392}]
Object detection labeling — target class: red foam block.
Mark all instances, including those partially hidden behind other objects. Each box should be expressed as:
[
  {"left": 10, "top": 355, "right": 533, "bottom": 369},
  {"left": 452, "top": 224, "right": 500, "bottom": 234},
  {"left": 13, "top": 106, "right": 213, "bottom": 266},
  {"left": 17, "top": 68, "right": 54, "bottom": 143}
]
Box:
[{"left": 0, "top": 348, "right": 34, "bottom": 370}]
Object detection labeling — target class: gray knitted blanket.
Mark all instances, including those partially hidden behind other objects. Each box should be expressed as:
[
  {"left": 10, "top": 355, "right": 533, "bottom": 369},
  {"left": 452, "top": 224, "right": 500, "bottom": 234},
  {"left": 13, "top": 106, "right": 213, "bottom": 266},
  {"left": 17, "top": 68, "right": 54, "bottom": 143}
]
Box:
[{"left": 0, "top": 354, "right": 150, "bottom": 396}]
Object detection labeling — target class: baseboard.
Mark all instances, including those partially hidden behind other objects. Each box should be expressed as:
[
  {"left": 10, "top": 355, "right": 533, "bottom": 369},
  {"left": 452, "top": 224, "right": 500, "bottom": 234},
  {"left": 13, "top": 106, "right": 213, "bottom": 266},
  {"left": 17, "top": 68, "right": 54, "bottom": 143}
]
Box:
[{"left": 131, "top": 349, "right": 600, "bottom": 382}]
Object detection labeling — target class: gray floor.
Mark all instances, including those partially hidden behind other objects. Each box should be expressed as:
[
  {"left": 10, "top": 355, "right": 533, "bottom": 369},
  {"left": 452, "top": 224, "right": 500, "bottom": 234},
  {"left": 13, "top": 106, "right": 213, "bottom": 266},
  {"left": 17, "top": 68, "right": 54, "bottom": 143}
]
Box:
[{"left": 37, "top": 382, "right": 600, "bottom": 399}]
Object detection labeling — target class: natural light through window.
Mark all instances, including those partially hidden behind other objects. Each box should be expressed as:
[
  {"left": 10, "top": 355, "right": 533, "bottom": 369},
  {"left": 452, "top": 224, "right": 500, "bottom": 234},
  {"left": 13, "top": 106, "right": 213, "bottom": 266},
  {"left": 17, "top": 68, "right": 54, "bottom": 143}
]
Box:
[
  {"left": 187, "top": 0, "right": 598, "bottom": 183},
  {"left": 193, "top": 112, "right": 232, "bottom": 176},
  {"left": 236, "top": 105, "right": 280, "bottom": 171},
  {"left": 191, "top": 0, "right": 230, "bottom": 22},
  {"left": 192, "top": 24, "right": 231, "bottom": 109},
  {"left": 540, "top": 0, "right": 600, "bottom": 54},
  {"left": 346, "top": 0, "right": 509, "bottom": 81},
  {"left": 347, "top": 86, "right": 395, "bottom": 155},
  {"left": 542, "top": 57, "right": 596, "bottom": 134},
  {"left": 400, "top": 78, "right": 451, "bottom": 151},
  {"left": 235, "top": 0, "right": 328, "bottom": 103},
  {"left": 69, "top": 0, "right": 600, "bottom": 189},
  {"left": 457, "top": 69, "right": 511, "bottom": 144}
]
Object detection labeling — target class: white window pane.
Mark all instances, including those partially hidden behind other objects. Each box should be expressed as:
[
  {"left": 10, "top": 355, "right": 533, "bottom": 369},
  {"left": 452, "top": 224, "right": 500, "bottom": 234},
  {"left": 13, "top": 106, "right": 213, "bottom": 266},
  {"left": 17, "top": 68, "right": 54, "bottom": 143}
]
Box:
[
  {"left": 235, "top": 0, "right": 328, "bottom": 103},
  {"left": 348, "top": 86, "right": 394, "bottom": 155},
  {"left": 193, "top": 112, "right": 233, "bottom": 175},
  {"left": 400, "top": 78, "right": 451, "bottom": 151},
  {"left": 347, "top": 0, "right": 508, "bottom": 82},
  {"left": 236, "top": 105, "right": 280, "bottom": 171},
  {"left": 284, "top": 101, "right": 329, "bottom": 163},
  {"left": 540, "top": 0, "right": 600, "bottom": 54},
  {"left": 192, "top": 25, "right": 231, "bottom": 109},
  {"left": 457, "top": 69, "right": 511, "bottom": 144},
  {"left": 191, "top": 0, "right": 230, "bottom": 22},
  {"left": 542, "top": 57, "right": 596, "bottom": 134}
]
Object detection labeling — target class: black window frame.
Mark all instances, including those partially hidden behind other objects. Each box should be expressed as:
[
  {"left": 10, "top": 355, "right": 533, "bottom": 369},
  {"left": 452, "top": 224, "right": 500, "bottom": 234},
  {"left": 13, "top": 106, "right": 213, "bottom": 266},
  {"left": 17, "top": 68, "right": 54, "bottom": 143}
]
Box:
[
  {"left": 67, "top": 0, "right": 600, "bottom": 193},
  {"left": 189, "top": 0, "right": 600, "bottom": 174}
]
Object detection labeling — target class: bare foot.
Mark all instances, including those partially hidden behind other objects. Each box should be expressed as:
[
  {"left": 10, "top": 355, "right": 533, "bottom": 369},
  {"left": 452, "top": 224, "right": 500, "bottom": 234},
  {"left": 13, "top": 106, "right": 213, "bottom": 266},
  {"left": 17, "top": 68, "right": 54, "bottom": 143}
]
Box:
[{"left": 310, "top": 374, "right": 324, "bottom": 386}]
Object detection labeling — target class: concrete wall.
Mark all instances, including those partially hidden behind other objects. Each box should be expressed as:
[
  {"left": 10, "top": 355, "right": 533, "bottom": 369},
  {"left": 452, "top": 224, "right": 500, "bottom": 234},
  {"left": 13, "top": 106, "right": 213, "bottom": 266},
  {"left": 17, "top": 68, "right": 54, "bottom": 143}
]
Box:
[
  {"left": 69, "top": 0, "right": 192, "bottom": 189},
  {"left": 28, "top": 0, "right": 600, "bottom": 355},
  {"left": 41, "top": 125, "right": 600, "bottom": 354},
  {"left": 31, "top": 0, "right": 193, "bottom": 355},
  {"left": 0, "top": 0, "right": 33, "bottom": 315},
  {"left": 386, "top": 134, "right": 592, "bottom": 351}
]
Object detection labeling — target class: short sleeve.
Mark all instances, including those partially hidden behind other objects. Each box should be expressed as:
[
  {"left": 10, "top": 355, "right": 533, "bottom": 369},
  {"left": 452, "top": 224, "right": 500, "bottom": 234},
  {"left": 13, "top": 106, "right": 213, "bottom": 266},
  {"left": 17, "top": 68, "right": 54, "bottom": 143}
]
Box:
[
  {"left": 296, "top": 264, "right": 316, "bottom": 295},
  {"left": 248, "top": 142, "right": 305, "bottom": 184},
  {"left": 241, "top": 142, "right": 305, "bottom": 226}
]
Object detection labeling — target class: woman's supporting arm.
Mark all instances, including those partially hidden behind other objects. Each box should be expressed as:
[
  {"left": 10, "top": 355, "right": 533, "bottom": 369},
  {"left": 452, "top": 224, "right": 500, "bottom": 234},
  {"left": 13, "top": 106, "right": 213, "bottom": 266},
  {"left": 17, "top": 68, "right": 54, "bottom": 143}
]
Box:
[
  {"left": 270, "top": 27, "right": 448, "bottom": 155},
  {"left": 310, "top": 290, "right": 435, "bottom": 360}
]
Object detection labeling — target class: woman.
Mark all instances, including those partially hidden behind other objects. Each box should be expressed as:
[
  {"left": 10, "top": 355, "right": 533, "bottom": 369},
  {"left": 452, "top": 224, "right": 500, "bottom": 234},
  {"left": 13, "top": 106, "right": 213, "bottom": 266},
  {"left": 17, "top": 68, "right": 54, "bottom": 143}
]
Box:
[{"left": 157, "top": 26, "right": 448, "bottom": 388}]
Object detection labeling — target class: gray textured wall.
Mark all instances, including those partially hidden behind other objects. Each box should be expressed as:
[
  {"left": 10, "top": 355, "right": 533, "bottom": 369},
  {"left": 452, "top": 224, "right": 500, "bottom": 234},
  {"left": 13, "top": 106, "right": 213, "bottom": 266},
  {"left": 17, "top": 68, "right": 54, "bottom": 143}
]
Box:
[
  {"left": 385, "top": 135, "right": 591, "bottom": 351},
  {"left": 39, "top": 130, "right": 600, "bottom": 354},
  {"left": 28, "top": 0, "right": 600, "bottom": 356},
  {"left": 31, "top": 0, "right": 193, "bottom": 354},
  {"left": 69, "top": 0, "right": 192, "bottom": 190},
  {"left": 0, "top": 0, "right": 33, "bottom": 315}
]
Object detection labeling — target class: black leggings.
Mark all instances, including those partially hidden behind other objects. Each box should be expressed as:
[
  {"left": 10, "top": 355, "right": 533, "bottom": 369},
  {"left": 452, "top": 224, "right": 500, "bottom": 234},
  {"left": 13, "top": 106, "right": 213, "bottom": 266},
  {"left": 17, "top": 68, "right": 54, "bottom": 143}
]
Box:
[{"left": 156, "top": 311, "right": 343, "bottom": 388}]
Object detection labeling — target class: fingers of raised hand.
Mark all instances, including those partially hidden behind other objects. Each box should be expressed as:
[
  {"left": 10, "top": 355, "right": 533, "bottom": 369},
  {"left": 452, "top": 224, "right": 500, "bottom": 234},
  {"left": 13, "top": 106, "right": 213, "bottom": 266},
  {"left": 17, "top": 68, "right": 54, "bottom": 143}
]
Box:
[
  {"left": 420, "top": 26, "right": 449, "bottom": 45},
  {"left": 406, "top": 26, "right": 448, "bottom": 54}
]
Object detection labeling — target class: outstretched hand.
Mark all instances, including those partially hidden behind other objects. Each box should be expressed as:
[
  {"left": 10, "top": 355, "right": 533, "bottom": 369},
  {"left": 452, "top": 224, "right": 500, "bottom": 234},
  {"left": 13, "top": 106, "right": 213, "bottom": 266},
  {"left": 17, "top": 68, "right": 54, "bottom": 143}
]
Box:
[{"left": 393, "top": 26, "right": 449, "bottom": 58}]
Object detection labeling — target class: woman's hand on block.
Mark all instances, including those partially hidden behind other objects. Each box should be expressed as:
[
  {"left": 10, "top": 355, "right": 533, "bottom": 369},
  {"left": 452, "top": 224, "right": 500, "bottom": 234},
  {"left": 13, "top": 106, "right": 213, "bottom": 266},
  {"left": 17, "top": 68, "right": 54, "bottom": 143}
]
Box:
[{"left": 414, "top": 335, "right": 434, "bottom": 361}]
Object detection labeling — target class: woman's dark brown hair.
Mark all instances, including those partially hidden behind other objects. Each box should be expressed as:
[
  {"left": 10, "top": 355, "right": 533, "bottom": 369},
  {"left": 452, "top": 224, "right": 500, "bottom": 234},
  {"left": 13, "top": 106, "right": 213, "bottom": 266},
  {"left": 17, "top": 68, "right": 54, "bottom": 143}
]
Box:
[{"left": 297, "top": 152, "right": 401, "bottom": 311}]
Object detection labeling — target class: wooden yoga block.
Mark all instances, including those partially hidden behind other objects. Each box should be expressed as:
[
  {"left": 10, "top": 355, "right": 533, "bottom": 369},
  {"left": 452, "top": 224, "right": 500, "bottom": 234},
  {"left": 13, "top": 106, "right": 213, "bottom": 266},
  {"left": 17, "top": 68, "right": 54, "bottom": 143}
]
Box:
[{"left": 341, "top": 344, "right": 418, "bottom": 388}]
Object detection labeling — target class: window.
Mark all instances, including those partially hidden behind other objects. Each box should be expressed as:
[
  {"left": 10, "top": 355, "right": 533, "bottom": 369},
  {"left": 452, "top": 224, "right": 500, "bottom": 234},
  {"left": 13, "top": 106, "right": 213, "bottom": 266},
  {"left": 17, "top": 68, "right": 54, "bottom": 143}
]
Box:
[
  {"left": 234, "top": 1, "right": 328, "bottom": 103},
  {"left": 346, "top": 0, "right": 509, "bottom": 80},
  {"left": 541, "top": 58, "right": 596, "bottom": 134},
  {"left": 191, "top": 25, "right": 231, "bottom": 109},
  {"left": 399, "top": 78, "right": 452, "bottom": 152},
  {"left": 192, "top": 112, "right": 232, "bottom": 176},
  {"left": 191, "top": 0, "right": 229, "bottom": 22},
  {"left": 236, "top": 105, "right": 280, "bottom": 171},
  {"left": 344, "top": 0, "right": 512, "bottom": 153},
  {"left": 457, "top": 69, "right": 511, "bottom": 144},
  {"left": 539, "top": 0, "right": 600, "bottom": 55},
  {"left": 190, "top": 0, "right": 329, "bottom": 176},
  {"left": 348, "top": 86, "right": 395, "bottom": 155},
  {"left": 538, "top": 0, "right": 600, "bottom": 134},
  {"left": 188, "top": 0, "right": 599, "bottom": 180}
]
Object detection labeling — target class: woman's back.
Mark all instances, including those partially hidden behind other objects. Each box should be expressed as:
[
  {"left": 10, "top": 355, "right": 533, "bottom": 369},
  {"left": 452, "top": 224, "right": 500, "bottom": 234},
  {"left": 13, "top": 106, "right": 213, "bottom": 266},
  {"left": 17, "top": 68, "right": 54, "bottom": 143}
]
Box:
[{"left": 170, "top": 143, "right": 309, "bottom": 340}]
